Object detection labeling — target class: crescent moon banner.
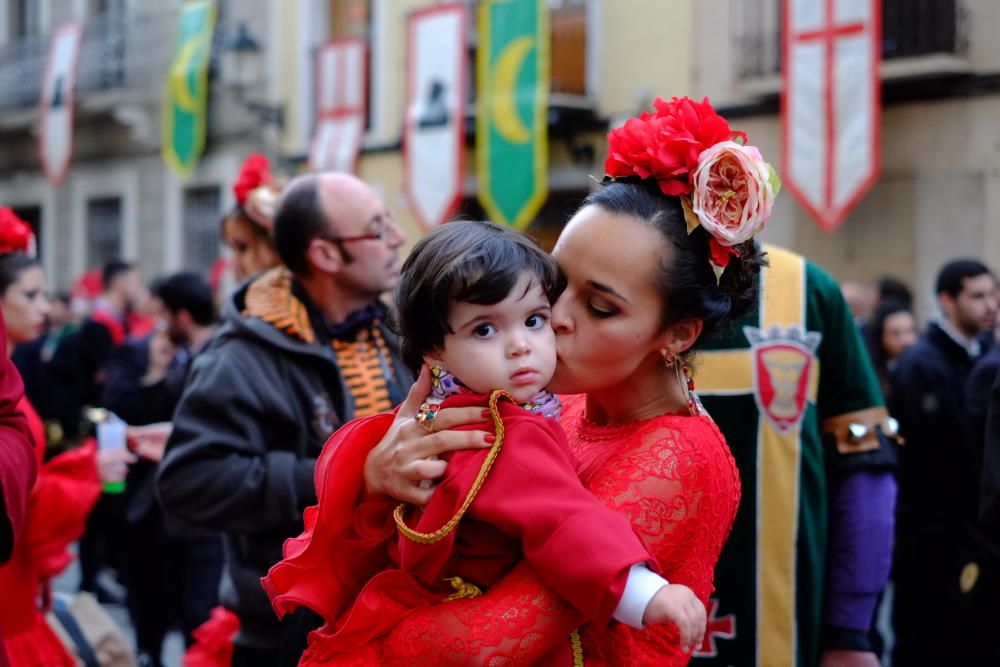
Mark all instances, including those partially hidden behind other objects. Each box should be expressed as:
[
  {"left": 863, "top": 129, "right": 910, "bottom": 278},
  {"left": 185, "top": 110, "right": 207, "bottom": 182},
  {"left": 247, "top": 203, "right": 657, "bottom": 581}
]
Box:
[
  {"left": 162, "top": 0, "right": 217, "bottom": 176},
  {"left": 404, "top": 4, "right": 468, "bottom": 229},
  {"left": 38, "top": 22, "right": 83, "bottom": 187},
  {"left": 309, "top": 39, "right": 367, "bottom": 174},
  {"left": 781, "top": 0, "right": 881, "bottom": 232},
  {"left": 477, "top": 0, "right": 549, "bottom": 230}
]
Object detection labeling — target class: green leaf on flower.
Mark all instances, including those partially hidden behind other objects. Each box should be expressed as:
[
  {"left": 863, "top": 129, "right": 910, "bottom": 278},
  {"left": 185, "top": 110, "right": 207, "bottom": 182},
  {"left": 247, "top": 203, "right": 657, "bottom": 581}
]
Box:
[{"left": 767, "top": 163, "right": 782, "bottom": 196}]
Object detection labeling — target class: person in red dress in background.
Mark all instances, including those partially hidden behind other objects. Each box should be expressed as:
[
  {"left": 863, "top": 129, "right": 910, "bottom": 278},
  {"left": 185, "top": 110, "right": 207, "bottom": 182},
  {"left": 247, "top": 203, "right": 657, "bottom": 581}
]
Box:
[
  {"left": 0, "top": 226, "right": 36, "bottom": 667},
  {"left": 0, "top": 209, "right": 134, "bottom": 666},
  {"left": 276, "top": 97, "right": 776, "bottom": 666}
]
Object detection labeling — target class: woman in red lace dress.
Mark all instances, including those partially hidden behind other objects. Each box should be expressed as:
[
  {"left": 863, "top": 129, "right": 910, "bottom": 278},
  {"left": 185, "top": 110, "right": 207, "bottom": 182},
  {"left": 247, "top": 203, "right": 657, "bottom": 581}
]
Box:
[
  {"left": 0, "top": 212, "right": 133, "bottom": 667},
  {"left": 281, "top": 97, "right": 778, "bottom": 665}
]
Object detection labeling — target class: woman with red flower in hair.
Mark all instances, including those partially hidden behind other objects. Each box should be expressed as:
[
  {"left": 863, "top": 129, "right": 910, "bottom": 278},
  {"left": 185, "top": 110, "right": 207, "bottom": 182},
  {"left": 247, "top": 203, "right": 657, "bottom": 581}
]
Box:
[
  {"left": 0, "top": 208, "right": 134, "bottom": 667},
  {"left": 221, "top": 154, "right": 282, "bottom": 282},
  {"left": 263, "top": 97, "right": 780, "bottom": 666}
]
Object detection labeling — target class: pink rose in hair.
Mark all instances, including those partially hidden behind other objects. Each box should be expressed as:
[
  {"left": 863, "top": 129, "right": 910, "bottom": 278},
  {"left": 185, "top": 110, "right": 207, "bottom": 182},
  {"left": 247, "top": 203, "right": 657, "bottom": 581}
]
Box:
[{"left": 691, "top": 141, "right": 779, "bottom": 247}]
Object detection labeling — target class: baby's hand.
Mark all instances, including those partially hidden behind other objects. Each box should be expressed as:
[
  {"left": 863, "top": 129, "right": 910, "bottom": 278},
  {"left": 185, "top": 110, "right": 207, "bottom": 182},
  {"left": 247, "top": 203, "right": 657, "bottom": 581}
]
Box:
[{"left": 641, "top": 584, "right": 706, "bottom": 654}]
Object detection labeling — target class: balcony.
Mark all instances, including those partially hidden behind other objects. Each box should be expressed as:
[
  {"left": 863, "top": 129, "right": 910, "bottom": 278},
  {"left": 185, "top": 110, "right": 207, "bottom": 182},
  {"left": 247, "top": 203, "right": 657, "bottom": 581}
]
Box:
[
  {"left": 0, "top": 8, "right": 193, "bottom": 120},
  {"left": 732, "top": 0, "right": 970, "bottom": 95}
]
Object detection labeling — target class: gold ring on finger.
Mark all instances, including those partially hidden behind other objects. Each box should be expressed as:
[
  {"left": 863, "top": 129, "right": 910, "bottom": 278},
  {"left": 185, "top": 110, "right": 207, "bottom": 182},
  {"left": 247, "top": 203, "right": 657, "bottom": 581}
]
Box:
[{"left": 415, "top": 402, "right": 438, "bottom": 434}]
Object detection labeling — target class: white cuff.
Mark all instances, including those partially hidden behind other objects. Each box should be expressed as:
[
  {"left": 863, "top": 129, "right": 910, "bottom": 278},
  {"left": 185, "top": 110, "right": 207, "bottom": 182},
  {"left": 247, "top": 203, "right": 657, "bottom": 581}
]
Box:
[{"left": 612, "top": 563, "right": 669, "bottom": 629}]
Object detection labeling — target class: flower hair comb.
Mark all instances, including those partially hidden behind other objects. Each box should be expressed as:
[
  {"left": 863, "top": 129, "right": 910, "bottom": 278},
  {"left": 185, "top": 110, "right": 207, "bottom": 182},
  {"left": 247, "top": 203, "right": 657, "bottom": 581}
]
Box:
[
  {"left": 0, "top": 207, "right": 36, "bottom": 257},
  {"left": 604, "top": 96, "right": 781, "bottom": 281},
  {"left": 232, "top": 153, "right": 280, "bottom": 230}
]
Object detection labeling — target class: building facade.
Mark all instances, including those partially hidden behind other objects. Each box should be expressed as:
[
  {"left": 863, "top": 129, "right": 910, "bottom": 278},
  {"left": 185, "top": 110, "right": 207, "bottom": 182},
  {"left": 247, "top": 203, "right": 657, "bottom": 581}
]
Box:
[
  {"left": 696, "top": 0, "right": 1000, "bottom": 315},
  {"left": 2, "top": 0, "right": 989, "bottom": 308}
]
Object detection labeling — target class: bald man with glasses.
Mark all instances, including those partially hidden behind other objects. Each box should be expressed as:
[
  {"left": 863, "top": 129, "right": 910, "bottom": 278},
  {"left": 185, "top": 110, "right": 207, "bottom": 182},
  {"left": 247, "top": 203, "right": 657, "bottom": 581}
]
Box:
[{"left": 158, "top": 173, "right": 413, "bottom": 667}]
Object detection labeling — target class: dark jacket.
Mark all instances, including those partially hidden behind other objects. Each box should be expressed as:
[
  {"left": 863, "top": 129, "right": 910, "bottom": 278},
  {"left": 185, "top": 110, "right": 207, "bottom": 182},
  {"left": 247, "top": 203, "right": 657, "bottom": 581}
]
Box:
[
  {"left": 891, "top": 322, "right": 980, "bottom": 528},
  {"left": 979, "top": 354, "right": 1000, "bottom": 540},
  {"left": 103, "top": 335, "right": 194, "bottom": 529},
  {"left": 156, "top": 269, "right": 410, "bottom": 651}
]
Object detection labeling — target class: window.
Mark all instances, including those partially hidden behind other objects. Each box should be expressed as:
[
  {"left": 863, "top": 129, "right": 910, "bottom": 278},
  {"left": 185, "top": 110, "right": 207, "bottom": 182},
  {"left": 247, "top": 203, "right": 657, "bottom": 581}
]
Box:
[
  {"left": 86, "top": 197, "right": 123, "bottom": 266},
  {"left": 182, "top": 186, "right": 222, "bottom": 274},
  {"left": 9, "top": 0, "right": 40, "bottom": 39}
]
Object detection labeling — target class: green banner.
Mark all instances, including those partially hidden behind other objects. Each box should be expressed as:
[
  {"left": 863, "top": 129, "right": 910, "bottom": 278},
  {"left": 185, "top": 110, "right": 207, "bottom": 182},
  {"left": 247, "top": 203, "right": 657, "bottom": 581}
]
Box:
[
  {"left": 162, "top": 1, "right": 216, "bottom": 175},
  {"left": 476, "top": 0, "right": 549, "bottom": 229}
]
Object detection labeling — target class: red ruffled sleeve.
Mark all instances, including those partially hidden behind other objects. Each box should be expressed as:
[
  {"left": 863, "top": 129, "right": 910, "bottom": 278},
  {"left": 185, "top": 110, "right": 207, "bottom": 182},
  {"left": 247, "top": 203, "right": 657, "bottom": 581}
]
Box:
[
  {"left": 22, "top": 439, "right": 101, "bottom": 579},
  {"left": 262, "top": 413, "right": 397, "bottom": 623}
]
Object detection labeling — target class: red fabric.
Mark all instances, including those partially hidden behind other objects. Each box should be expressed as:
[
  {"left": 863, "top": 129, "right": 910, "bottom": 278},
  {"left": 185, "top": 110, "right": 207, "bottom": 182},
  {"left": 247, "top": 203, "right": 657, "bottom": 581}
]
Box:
[
  {"left": 0, "top": 398, "right": 100, "bottom": 665},
  {"left": 263, "top": 394, "right": 650, "bottom": 664},
  {"left": 69, "top": 269, "right": 102, "bottom": 301},
  {"left": 126, "top": 313, "right": 156, "bottom": 339},
  {"left": 0, "top": 310, "right": 35, "bottom": 667},
  {"left": 183, "top": 606, "right": 240, "bottom": 667},
  {"left": 89, "top": 309, "right": 125, "bottom": 346},
  {"left": 376, "top": 394, "right": 742, "bottom": 666}
]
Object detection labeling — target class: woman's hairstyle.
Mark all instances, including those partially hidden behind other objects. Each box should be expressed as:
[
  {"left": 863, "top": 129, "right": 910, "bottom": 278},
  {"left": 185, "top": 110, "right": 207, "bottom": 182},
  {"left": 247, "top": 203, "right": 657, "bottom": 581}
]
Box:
[
  {"left": 219, "top": 205, "right": 270, "bottom": 240},
  {"left": 0, "top": 252, "right": 38, "bottom": 296},
  {"left": 866, "top": 298, "right": 913, "bottom": 386},
  {"left": 393, "top": 220, "right": 560, "bottom": 375},
  {"left": 583, "top": 179, "right": 766, "bottom": 345}
]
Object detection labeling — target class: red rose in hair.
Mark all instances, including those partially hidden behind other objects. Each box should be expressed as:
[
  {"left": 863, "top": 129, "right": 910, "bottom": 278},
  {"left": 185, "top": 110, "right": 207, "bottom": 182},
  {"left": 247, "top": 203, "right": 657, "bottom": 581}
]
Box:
[
  {"left": 0, "top": 207, "right": 35, "bottom": 255},
  {"left": 605, "top": 96, "right": 747, "bottom": 197},
  {"left": 232, "top": 154, "right": 273, "bottom": 204}
]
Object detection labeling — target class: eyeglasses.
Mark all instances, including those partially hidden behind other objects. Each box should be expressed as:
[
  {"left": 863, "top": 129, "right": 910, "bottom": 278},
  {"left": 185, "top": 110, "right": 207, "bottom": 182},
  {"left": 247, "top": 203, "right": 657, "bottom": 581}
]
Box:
[{"left": 320, "top": 213, "right": 396, "bottom": 244}]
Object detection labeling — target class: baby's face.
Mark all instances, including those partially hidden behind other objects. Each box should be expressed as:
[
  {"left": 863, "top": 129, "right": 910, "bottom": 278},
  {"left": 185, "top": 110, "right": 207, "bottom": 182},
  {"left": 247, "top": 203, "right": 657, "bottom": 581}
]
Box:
[{"left": 429, "top": 271, "right": 556, "bottom": 403}]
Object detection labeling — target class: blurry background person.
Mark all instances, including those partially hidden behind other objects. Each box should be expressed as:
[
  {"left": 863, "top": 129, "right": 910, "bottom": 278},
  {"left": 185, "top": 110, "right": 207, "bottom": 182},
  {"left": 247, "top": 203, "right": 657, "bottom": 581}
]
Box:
[
  {"left": 0, "top": 210, "right": 132, "bottom": 666},
  {"left": 221, "top": 154, "right": 281, "bottom": 283},
  {"left": 841, "top": 280, "right": 878, "bottom": 328},
  {"left": 891, "top": 258, "right": 999, "bottom": 666},
  {"left": 876, "top": 275, "right": 914, "bottom": 310},
  {"left": 102, "top": 272, "right": 222, "bottom": 667},
  {"left": 866, "top": 299, "right": 918, "bottom": 400}
]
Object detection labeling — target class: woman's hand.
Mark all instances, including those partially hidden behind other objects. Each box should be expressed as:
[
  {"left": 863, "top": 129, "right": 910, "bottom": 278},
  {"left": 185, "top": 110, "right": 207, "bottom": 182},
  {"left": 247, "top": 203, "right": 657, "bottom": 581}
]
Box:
[{"left": 363, "top": 365, "right": 493, "bottom": 505}]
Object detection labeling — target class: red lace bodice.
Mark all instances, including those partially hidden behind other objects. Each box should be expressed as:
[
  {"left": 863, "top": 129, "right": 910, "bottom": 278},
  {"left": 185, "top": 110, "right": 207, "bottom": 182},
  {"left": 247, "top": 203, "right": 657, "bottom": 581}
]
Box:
[{"left": 359, "top": 395, "right": 741, "bottom": 666}]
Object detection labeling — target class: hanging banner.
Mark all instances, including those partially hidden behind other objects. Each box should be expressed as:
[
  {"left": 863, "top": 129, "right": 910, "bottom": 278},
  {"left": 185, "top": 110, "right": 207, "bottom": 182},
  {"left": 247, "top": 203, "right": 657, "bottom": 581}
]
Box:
[
  {"left": 782, "top": 0, "right": 881, "bottom": 232},
  {"left": 476, "top": 0, "right": 549, "bottom": 230},
  {"left": 162, "top": 0, "right": 216, "bottom": 176},
  {"left": 404, "top": 4, "right": 467, "bottom": 229},
  {"left": 39, "top": 22, "right": 83, "bottom": 186},
  {"left": 309, "top": 39, "right": 367, "bottom": 173}
]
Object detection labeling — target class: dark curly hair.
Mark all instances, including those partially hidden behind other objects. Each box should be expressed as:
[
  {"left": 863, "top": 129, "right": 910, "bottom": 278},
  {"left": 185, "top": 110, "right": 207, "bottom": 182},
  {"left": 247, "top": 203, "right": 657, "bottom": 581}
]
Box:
[
  {"left": 393, "top": 220, "right": 561, "bottom": 376},
  {"left": 0, "top": 252, "right": 39, "bottom": 295},
  {"left": 583, "top": 179, "right": 766, "bottom": 349}
]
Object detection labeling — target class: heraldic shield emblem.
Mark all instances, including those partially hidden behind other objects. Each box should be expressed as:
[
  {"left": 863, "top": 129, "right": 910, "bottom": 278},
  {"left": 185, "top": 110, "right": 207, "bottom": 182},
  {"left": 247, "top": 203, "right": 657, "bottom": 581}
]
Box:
[{"left": 744, "top": 325, "right": 822, "bottom": 433}]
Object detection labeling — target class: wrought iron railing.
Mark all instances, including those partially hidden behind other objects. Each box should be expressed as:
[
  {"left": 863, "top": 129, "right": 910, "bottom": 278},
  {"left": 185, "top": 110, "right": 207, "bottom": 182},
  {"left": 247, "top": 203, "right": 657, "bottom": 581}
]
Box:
[
  {"left": 733, "top": 0, "right": 968, "bottom": 80},
  {"left": 0, "top": 8, "right": 199, "bottom": 113}
]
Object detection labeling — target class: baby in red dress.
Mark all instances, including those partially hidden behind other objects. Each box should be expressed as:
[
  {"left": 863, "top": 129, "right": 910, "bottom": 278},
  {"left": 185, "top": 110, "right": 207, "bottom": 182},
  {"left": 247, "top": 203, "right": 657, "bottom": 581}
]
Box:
[{"left": 264, "top": 220, "right": 706, "bottom": 664}]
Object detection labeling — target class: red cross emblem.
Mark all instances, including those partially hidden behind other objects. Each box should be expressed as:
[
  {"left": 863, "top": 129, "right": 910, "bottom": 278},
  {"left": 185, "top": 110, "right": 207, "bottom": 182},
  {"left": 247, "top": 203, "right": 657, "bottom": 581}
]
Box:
[
  {"left": 694, "top": 598, "right": 736, "bottom": 658},
  {"left": 781, "top": 0, "right": 881, "bottom": 231}
]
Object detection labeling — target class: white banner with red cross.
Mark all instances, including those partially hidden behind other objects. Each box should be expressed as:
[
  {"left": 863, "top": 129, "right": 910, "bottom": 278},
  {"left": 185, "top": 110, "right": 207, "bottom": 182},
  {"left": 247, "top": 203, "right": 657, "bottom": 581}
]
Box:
[
  {"left": 781, "top": 0, "right": 881, "bottom": 232},
  {"left": 404, "top": 3, "right": 468, "bottom": 229},
  {"left": 39, "top": 22, "right": 83, "bottom": 186},
  {"left": 309, "top": 39, "right": 367, "bottom": 173}
]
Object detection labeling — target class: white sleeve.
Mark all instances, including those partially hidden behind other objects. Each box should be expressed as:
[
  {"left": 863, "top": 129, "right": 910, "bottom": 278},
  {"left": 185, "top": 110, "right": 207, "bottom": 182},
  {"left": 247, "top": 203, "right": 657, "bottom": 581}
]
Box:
[{"left": 612, "top": 563, "right": 669, "bottom": 629}]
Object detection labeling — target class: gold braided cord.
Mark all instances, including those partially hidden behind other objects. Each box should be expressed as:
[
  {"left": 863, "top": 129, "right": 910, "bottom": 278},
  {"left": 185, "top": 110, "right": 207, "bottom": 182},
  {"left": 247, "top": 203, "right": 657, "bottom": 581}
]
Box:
[
  {"left": 394, "top": 390, "right": 511, "bottom": 544},
  {"left": 569, "top": 630, "right": 585, "bottom": 666}
]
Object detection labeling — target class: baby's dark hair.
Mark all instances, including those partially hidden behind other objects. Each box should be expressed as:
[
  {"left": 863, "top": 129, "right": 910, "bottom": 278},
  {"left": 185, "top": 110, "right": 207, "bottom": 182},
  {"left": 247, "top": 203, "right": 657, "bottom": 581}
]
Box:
[{"left": 394, "top": 220, "right": 560, "bottom": 376}]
